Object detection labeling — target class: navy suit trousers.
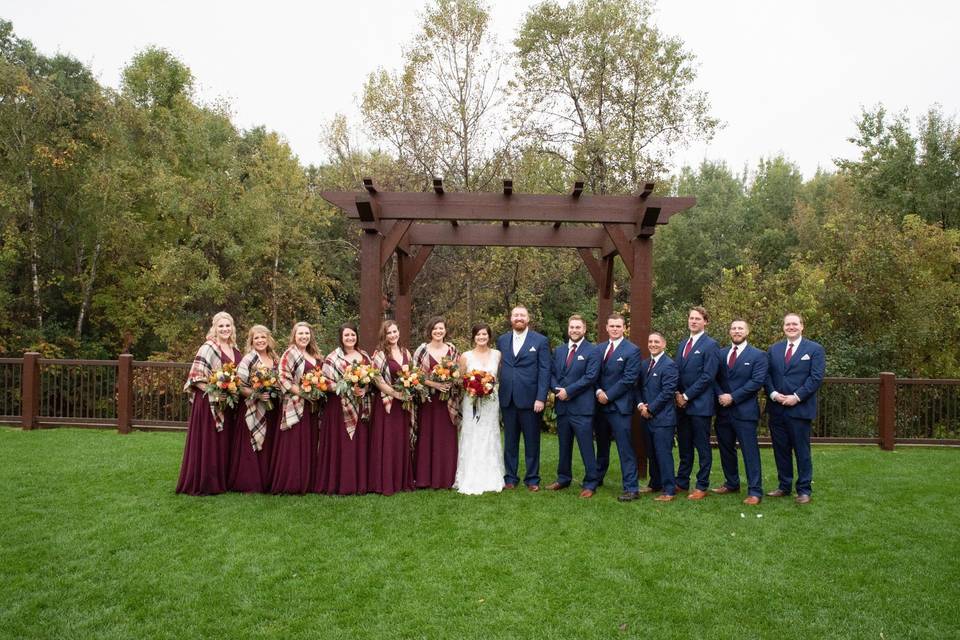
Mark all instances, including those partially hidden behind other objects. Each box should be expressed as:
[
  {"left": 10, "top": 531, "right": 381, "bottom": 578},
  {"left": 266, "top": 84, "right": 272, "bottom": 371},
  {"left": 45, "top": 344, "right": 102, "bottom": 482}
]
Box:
[
  {"left": 769, "top": 414, "right": 813, "bottom": 495},
  {"left": 676, "top": 413, "right": 713, "bottom": 490},
  {"left": 643, "top": 421, "right": 677, "bottom": 495},
  {"left": 594, "top": 411, "right": 639, "bottom": 492},
  {"left": 556, "top": 413, "right": 599, "bottom": 489},
  {"left": 502, "top": 403, "right": 541, "bottom": 487},
  {"left": 715, "top": 414, "right": 763, "bottom": 497}
]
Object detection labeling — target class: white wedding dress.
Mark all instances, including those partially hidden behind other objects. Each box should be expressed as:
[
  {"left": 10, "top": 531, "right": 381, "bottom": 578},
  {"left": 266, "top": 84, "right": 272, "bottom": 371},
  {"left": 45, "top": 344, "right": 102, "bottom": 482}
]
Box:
[{"left": 454, "top": 349, "right": 505, "bottom": 495}]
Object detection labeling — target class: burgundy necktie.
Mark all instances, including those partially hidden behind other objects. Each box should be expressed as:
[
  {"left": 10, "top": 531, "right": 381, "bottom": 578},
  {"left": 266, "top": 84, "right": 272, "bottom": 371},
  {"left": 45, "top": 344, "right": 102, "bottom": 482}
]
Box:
[
  {"left": 728, "top": 346, "right": 738, "bottom": 369},
  {"left": 683, "top": 338, "right": 693, "bottom": 359},
  {"left": 785, "top": 342, "right": 794, "bottom": 365},
  {"left": 565, "top": 343, "right": 577, "bottom": 368},
  {"left": 604, "top": 342, "right": 614, "bottom": 363},
  {"left": 648, "top": 358, "right": 655, "bottom": 373}
]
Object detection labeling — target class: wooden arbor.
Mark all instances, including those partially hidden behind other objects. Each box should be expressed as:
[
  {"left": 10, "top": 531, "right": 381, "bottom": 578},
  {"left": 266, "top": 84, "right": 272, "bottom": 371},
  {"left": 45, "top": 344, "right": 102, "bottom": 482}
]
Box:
[{"left": 322, "top": 179, "right": 695, "bottom": 350}]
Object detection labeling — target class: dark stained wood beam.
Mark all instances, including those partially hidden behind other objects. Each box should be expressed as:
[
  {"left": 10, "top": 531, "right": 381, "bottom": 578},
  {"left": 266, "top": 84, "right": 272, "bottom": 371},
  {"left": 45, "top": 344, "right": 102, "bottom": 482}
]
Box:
[
  {"left": 379, "top": 220, "right": 412, "bottom": 268},
  {"left": 503, "top": 221, "right": 509, "bottom": 228},
  {"left": 362, "top": 177, "right": 377, "bottom": 194},
  {"left": 553, "top": 221, "right": 562, "bottom": 229},
  {"left": 577, "top": 248, "right": 604, "bottom": 287},
  {"left": 409, "top": 245, "right": 434, "bottom": 278},
  {"left": 322, "top": 191, "right": 695, "bottom": 225},
  {"left": 603, "top": 223, "right": 634, "bottom": 277},
  {"left": 451, "top": 220, "right": 459, "bottom": 227},
  {"left": 638, "top": 207, "right": 661, "bottom": 238},
  {"left": 503, "top": 179, "right": 513, "bottom": 196},
  {"left": 433, "top": 178, "right": 444, "bottom": 195},
  {"left": 406, "top": 223, "right": 607, "bottom": 248},
  {"left": 572, "top": 181, "right": 584, "bottom": 199},
  {"left": 355, "top": 193, "right": 380, "bottom": 231},
  {"left": 639, "top": 182, "right": 655, "bottom": 199}
]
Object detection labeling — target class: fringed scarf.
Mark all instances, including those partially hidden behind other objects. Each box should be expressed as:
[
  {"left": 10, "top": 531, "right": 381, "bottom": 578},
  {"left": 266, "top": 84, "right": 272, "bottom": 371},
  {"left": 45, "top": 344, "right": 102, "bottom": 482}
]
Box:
[
  {"left": 322, "top": 347, "right": 372, "bottom": 440},
  {"left": 183, "top": 340, "right": 239, "bottom": 432},
  {"left": 278, "top": 346, "right": 312, "bottom": 431},
  {"left": 237, "top": 350, "right": 275, "bottom": 451},
  {"left": 412, "top": 342, "right": 462, "bottom": 427}
]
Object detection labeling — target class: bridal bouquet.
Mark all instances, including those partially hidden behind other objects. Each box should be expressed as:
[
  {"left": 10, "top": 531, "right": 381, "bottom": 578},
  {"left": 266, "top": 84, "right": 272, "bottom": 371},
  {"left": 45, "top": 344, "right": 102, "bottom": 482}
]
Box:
[
  {"left": 392, "top": 363, "right": 430, "bottom": 412},
  {"left": 428, "top": 356, "right": 460, "bottom": 401},
  {"left": 249, "top": 364, "right": 281, "bottom": 410},
  {"left": 298, "top": 370, "right": 330, "bottom": 409},
  {"left": 205, "top": 362, "right": 241, "bottom": 410},
  {"left": 462, "top": 369, "right": 496, "bottom": 419},
  {"left": 334, "top": 362, "right": 379, "bottom": 398}
]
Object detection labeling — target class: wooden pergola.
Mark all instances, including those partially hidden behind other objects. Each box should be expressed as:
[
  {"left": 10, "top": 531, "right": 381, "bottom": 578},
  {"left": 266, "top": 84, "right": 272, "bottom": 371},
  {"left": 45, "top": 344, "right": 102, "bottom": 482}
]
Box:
[{"left": 321, "top": 178, "right": 695, "bottom": 352}]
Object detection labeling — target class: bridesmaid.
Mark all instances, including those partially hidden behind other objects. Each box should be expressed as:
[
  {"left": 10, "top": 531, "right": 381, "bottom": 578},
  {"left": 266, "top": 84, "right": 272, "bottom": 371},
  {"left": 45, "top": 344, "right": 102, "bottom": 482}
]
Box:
[
  {"left": 230, "top": 325, "right": 281, "bottom": 493},
  {"left": 176, "top": 311, "right": 243, "bottom": 495},
  {"left": 315, "top": 323, "right": 372, "bottom": 495},
  {"left": 271, "top": 321, "right": 323, "bottom": 495},
  {"left": 369, "top": 320, "right": 415, "bottom": 496},
  {"left": 412, "top": 316, "right": 461, "bottom": 489}
]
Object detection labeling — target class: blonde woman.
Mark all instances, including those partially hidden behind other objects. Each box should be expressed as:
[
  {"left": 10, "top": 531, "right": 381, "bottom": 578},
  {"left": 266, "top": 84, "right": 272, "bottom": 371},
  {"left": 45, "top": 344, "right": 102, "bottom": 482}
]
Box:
[
  {"left": 229, "top": 325, "right": 281, "bottom": 493},
  {"left": 177, "top": 311, "right": 243, "bottom": 495},
  {"left": 271, "top": 321, "right": 324, "bottom": 495}
]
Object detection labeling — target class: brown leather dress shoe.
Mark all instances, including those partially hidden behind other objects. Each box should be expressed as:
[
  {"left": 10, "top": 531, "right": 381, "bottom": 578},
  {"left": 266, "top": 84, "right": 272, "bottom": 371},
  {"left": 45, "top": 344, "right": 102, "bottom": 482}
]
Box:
[
  {"left": 503, "top": 483, "right": 516, "bottom": 490},
  {"left": 617, "top": 491, "right": 640, "bottom": 502},
  {"left": 711, "top": 485, "right": 739, "bottom": 494},
  {"left": 546, "top": 482, "right": 568, "bottom": 491},
  {"left": 687, "top": 489, "right": 708, "bottom": 500},
  {"left": 766, "top": 489, "right": 788, "bottom": 497},
  {"left": 743, "top": 495, "right": 761, "bottom": 505},
  {"left": 653, "top": 493, "right": 675, "bottom": 502},
  {"left": 527, "top": 484, "right": 540, "bottom": 492},
  {"left": 795, "top": 494, "right": 811, "bottom": 504},
  {"left": 579, "top": 489, "right": 594, "bottom": 498}
]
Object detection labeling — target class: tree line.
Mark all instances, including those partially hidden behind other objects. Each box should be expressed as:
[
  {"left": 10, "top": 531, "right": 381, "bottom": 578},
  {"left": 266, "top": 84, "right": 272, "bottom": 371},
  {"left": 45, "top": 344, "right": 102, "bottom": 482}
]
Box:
[{"left": 1, "top": 0, "right": 958, "bottom": 378}]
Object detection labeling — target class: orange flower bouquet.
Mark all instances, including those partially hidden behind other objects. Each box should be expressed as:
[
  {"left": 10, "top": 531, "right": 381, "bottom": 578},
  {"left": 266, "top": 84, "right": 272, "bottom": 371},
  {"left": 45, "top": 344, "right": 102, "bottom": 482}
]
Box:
[
  {"left": 334, "top": 362, "right": 379, "bottom": 398},
  {"left": 250, "top": 364, "right": 281, "bottom": 410},
  {"left": 205, "top": 362, "right": 241, "bottom": 410},
  {"left": 299, "top": 370, "right": 330, "bottom": 408},
  {"left": 462, "top": 369, "right": 496, "bottom": 419},
  {"left": 392, "top": 363, "right": 430, "bottom": 412},
  {"left": 428, "top": 356, "right": 460, "bottom": 401}
]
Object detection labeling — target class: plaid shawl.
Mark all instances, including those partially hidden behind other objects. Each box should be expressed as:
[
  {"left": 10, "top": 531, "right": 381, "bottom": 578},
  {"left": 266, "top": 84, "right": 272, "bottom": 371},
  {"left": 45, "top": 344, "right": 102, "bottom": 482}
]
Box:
[
  {"left": 183, "top": 340, "right": 237, "bottom": 432},
  {"left": 371, "top": 348, "right": 417, "bottom": 441},
  {"left": 412, "top": 342, "right": 462, "bottom": 426},
  {"left": 237, "top": 350, "right": 275, "bottom": 451},
  {"left": 278, "top": 346, "right": 310, "bottom": 431},
  {"left": 322, "top": 348, "right": 372, "bottom": 440}
]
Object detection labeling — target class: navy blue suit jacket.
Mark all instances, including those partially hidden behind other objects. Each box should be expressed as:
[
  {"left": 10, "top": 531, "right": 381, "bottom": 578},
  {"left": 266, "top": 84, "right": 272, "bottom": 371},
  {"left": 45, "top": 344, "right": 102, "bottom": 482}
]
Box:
[
  {"left": 638, "top": 354, "right": 679, "bottom": 427},
  {"left": 496, "top": 330, "right": 551, "bottom": 409},
  {"left": 713, "top": 343, "right": 768, "bottom": 421},
  {"left": 764, "top": 338, "right": 826, "bottom": 421},
  {"left": 595, "top": 339, "right": 642, "bottom": 415},
  {"left": 676, "top": 334, "right": 720, "bottom": 417},
  {"left": 550, "top": 340, "right": 599, "bottom": 416}
]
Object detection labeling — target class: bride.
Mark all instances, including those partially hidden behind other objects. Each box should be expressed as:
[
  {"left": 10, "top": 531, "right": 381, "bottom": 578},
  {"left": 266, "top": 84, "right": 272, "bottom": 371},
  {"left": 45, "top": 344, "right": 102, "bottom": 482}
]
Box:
[{"left": 454, "top": 322, "right": 505, "bottom": 495}]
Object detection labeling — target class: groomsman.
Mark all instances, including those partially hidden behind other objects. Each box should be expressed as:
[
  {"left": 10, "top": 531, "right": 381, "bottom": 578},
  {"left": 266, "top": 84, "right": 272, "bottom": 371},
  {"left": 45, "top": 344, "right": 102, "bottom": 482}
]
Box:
[
  {"left": 712, "top": 319, "right": 768, "bottom": 505},
  {"left": 594, "top": 313, "right": 643, "bottom": 502},
  {"left": 496, "top": 305, "right": 551, "bottom": 491},
  {"left": 547, "top": 314, "right": 601, "bottom": 498},
  {"left": 765, "top": 313, "right": 825, "bottom": 504},
  {"left": 636, "top": 332, "right": 680, "bottom": 501},
  {"left": 674, "top": 306, "right": 720, "bottom": 499}
]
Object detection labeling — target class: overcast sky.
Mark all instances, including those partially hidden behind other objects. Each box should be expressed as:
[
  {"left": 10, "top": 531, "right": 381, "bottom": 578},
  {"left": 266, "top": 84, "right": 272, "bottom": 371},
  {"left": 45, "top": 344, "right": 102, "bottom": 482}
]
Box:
[{"left": 5, "top": 0, "right": 959, "bottom": 179}]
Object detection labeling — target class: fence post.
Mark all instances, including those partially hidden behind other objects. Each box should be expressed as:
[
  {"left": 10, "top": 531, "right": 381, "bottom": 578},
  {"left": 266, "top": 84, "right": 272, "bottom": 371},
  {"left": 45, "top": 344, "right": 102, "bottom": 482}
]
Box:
[
  {"left": 878, "top": 372, "right": 896, "bottom": 450},
  {"left": 22, "top": 352, "right": 40, "bottom": 430},
  {"left": 117, "top": 354, "right": 133, "bottom": 434}
]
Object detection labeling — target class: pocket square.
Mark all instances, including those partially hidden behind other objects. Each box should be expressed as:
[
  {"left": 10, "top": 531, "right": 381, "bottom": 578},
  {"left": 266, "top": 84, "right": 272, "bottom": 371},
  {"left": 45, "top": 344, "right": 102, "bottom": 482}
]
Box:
[
  {"left": 652, "top": 373, "right": 658, "bottom": 377},
  {"left": 577, "top": 355, "right": 585, "bottom": 360},
  {"left": 529, "top": 346, "right": 537, "bottom": 352},
  {"left": 744, "top": 362, "right": 751, "bottom": 366},
  {"left": 616, "top": 356, "right": 624, "bottom": 362},
  {"left": 694, "top": 350, "right": 701, "bottom": 355},
  {"left": 800, "top": 353, "right": 810, "bottom": 361}
]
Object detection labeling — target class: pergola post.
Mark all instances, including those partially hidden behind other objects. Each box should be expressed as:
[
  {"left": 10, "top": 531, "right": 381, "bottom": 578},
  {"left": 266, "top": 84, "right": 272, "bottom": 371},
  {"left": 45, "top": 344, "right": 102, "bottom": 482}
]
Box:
[
  {"left": 359, "top": 229, "right": 382, "bottom": 352},
  {"left": 629, "top": 235, "right": 653, "bottom": 478}
]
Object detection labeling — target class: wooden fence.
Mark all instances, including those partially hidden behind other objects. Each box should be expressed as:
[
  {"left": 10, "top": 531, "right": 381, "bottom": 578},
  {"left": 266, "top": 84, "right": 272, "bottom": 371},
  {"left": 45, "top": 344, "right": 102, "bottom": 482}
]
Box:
[{"left": 1, "top": 353, "right": 958, "bottom": 448}]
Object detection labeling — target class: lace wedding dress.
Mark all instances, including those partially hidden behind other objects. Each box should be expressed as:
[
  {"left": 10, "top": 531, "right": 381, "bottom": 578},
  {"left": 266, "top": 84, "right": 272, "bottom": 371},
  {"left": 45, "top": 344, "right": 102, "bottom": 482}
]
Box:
[{"left": 454, "top": 350, "right": 505, "bottom": 495}]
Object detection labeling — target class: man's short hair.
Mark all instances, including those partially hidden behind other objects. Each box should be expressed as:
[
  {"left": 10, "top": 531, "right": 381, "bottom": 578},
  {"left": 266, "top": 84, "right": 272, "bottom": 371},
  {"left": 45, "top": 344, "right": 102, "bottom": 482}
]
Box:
[
  {"left": 607, "top": 312, "right": 625, "bottom": 324},
  {"left": 730, "top": 317, "right": 750, "bottom": 330},
  {"left": 783, "top": 312, "right": 804, "bottom": 324},
  {"left": 568, "top": 314, "right": 585, "bottom": 325},
  {"left": 689, "top": 306, "right": 709, "bottom": 322},
  {"left": 648, "top": 331, "right": 666, "bottom": 342}
]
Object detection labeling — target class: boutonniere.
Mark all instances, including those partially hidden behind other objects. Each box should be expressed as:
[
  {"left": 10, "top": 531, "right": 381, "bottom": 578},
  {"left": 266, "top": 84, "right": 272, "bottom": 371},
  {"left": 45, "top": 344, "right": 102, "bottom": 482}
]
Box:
[{"left": 800, "top": 354, "right": 811, "bottom": 361}]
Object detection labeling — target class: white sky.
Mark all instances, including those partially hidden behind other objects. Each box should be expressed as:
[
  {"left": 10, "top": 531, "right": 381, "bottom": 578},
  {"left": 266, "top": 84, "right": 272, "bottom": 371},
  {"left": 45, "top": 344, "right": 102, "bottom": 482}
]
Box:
[{"left": 4, "top": 0, "right": 959, "bottom": 179}]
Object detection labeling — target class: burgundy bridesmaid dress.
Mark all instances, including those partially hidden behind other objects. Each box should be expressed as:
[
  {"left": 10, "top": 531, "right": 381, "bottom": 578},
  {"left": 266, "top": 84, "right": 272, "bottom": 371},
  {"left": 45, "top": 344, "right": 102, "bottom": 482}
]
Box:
[
  {"left": 368, "top": 357, "right": 415, "bottom": 495},
  {"left": 269, "top": 360, "right": 319, "bottom": 495},
  {"left": 314, "top": 389, "right": 369, "bottom": 495},
  {"left": 414, "top": 353, "right": 458, "bottom": 489},
  {"left": 176, "top": 347, "right": 241, "bottom": 496},
  {"left": 226, "top": 404, "right": 267, "bottom": 493}
]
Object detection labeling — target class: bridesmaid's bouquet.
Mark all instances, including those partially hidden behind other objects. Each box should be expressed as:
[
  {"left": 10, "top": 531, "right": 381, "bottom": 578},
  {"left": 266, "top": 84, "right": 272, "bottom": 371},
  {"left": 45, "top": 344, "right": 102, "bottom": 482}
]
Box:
[
  {"left": 392, "top": 363, "right": 430, "bottom": 412},
  {"left": 205, "top": 363, "right": 241, "bottom": 410},
  {"left": 249, "top": 365, "right": 281, "bottom": 410},
  {"left": 462, "top": 369, "right": 496, "bottom": 419},
  {"left": 428, "top": 356, "right": 460, "bottom": 401},
  {"left": 335, "top": 362, "right": 379, "bottom": 398},
  {"left": 298, "top": 370, "right": 330, "bottom": 409}
]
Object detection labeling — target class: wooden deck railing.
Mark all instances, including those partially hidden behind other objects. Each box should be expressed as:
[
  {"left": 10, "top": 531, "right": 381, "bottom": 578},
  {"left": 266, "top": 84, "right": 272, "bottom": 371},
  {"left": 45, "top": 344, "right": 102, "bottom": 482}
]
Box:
[{"left": 0, "top": 353, "right": 958, "bottom": 447}]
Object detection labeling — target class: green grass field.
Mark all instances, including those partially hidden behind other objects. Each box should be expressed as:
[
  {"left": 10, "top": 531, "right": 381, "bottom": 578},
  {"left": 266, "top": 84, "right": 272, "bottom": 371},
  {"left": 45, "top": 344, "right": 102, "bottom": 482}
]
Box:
[{"left": 2, "top": 428, "right": 958, "bottom": 639}]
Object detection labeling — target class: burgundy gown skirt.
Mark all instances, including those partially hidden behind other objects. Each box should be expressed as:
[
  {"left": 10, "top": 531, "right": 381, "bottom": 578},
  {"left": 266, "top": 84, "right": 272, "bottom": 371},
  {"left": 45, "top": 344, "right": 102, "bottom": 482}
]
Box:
[
  {"left": 269, "top": 360, "right": 319, "bottom": 495},
  {"left": 176, "top": 395, "right": 233, "bottom": 495},
  {"left": 414, "top": 393, "right": 458, "bottom": 489},
  {"left": 314, "top": 396, "right": 369, "bottom": 495},
  {"left": 368, "top": 390, "right": 414, "bottom": 496},
  {"left": 227, "top": 404, "right": 278, "bottom": 493}
]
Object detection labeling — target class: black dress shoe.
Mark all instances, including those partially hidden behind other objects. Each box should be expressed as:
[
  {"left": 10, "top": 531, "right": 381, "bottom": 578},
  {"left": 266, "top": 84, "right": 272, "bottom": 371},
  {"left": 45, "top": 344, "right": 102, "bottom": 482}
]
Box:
[{"left": 617, "top": 492, "right": 640, "bottom": 502}]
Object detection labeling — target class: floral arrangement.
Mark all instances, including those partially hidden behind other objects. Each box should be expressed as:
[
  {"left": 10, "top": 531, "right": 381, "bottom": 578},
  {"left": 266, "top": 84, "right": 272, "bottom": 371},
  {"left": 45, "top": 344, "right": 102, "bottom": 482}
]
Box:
[
  {"left": 462, "top": 369, "right": 496, "bottom": 419},
  {"left": 249, "top": 364, "right": 281, "bottom": 410},
  {"left": 334, "top": 362, "right": 379, "bottom": 398},
  {"left": 205, "top": 362, "right": 240, "bottom": 410},
  {"left": 392, "top": 363, "right": 430, "bottom": 412},
  {"left": 299, "top": 370, "right": 331, "bottom": 408},
  {"left": 428, "top": 356, "right": 460, "bottom": 401}
]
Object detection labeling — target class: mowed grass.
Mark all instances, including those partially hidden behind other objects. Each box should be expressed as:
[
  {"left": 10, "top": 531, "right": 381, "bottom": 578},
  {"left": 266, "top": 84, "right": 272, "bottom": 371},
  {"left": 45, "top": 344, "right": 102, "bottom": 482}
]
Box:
[{"left": 1, "top": 428, "right": 958, "bottom": 640}]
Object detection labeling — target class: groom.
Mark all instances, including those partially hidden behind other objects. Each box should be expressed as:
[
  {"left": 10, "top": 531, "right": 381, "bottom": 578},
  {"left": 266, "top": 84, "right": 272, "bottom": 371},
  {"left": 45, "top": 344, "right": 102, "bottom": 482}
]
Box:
[{"left": 497, "top": 305, "right": 551, "bottom": 491}]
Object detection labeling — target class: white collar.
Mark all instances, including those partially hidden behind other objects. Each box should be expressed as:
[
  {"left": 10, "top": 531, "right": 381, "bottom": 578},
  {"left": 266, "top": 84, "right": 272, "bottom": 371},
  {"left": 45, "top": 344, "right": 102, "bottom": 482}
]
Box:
[
  {"left": 786, "top": 337, "right": 803, "bottom": 350},
  {"left": 609, "top": 337, "right": 623, "bottom": 349},
  {"left": 569, "top": 338, "right": 584, "bottom": 349},
  {"left": 688, "top": 331, "right": 704, "bottom": 344},
  {"left": 729, "top": 341, "right": 748, "bottom": 351},
  {"left": 513, "top": 328, "right": 528, "bottom": 340}
]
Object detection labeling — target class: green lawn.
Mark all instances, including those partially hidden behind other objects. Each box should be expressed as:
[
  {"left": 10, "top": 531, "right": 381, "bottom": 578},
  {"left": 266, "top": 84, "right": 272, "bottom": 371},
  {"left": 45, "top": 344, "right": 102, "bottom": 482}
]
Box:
[{"left": 1, "top": 428, "right": 958, "bottom": 639}]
